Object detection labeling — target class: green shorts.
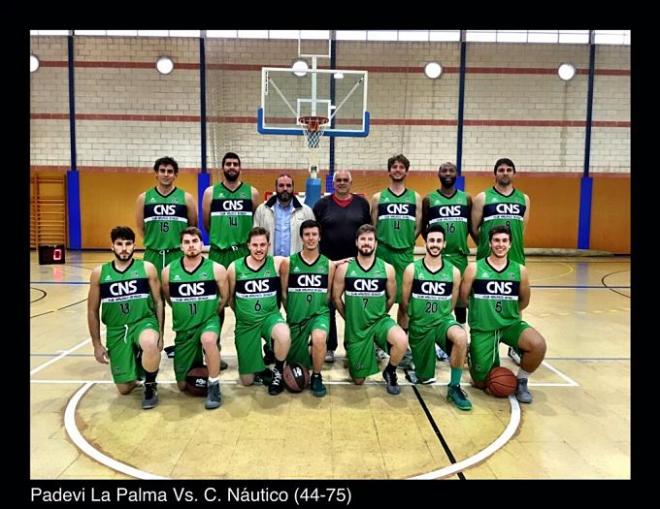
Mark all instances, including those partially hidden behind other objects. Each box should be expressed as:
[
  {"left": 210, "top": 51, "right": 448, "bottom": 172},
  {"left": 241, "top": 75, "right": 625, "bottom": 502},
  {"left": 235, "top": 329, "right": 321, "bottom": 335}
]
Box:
[
  {"left": 106, "top": 317, "right": 159, "bottom": 383},
  {"left": 442, "top": 253, "right": 467, "bottom": 275},
  {"left": 409, "top": 319, "right": 462, "bottom": 380},
  {"left": 376, "top": 244, "right": 414, "bottom": 303},
  {"left": 143, "top": 248, "right": 183, "bottom": 277},
  {"left": 288, "top": 313, "right": 329, "bottom": 368},
  {"left": 469, "top": 321, "right": 532, "bottom": 382},
  {"left": 209, "top": 245, "right": 249, "bottom": 270},
  {"left": 173, "top": 316, "right": 221, "bottom": 382},
  {"left": 235, "top": 312, "right": 287, "bottom": 375},
  {"left": 345, "top": 315, "right": 397, "bottom": 379}
]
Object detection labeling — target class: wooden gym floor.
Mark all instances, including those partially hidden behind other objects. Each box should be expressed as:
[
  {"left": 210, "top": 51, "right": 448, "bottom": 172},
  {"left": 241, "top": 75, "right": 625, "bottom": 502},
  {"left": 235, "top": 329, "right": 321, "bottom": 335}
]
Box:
[{"left": 30, "top": 251, "right": 630, "bottom": 479}]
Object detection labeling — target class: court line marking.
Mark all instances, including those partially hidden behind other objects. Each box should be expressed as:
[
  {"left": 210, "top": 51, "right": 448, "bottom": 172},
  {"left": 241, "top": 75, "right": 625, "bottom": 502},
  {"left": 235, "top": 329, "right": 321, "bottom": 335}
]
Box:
[
  {"left": 529, "top": 262, "right": 574, "bottom": 283},
  {"left": 541, "top": 360, "right": 579, "bottom": 386},
  {"left": 64, "top": 382, "right": 167, "bottom": 480},
  {"left": 30, "top": 338, "right": 92, "bottom": 376},
  {"left": 408, "top": 395, "right": 521, "bottom": 480},
  {"left": 30, "top": 281, "right": 90, "bottom": 285}
]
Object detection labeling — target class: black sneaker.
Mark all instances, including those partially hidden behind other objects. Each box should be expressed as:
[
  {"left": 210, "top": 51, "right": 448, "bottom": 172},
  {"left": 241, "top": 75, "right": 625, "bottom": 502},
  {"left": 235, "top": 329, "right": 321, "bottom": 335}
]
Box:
[
  {"left": 311, "top": 373, "right": 327, "bottom": 397},
  {"left": 382, "top": 369, "right": 401, "bottom": 395},
  {"left": 142, "top": 382, "right": 159, "bottom": 410},
  {"left": 205, "top": 381, "right": 222, "bottom": 410},
  {"left": 254, "top": 368, "right": 274, "bottom": 385},
  {"left": 220, "top": 359, "right": 228, "bottom": 371},
  {"left": 268, "top": 368, "right": 284, "bottom": 395}
]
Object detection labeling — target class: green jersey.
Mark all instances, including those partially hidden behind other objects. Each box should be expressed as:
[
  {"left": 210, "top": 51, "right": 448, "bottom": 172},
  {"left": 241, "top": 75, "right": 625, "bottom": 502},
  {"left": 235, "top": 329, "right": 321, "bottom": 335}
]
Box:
[
  {"left": 209, "top": 182, "right": 254, "bottom": 250},
  {"left": 167, "top": 257, "right": 220, "bottom": 332},
  {"left": 477, "top": 187, "right": 526, "bottom": 264},
  {"left": 143, "top": 187, "right": 189, "bottom": 250},
  {"left": 233, "top": 256, "right": 280, "bottom": 322},
  {"left": 376, "top": 188, "right": 417, "bottom": 250},
  {"left": 344, "top": 257, "right": 389, "bottom": 334},
  {"left": 468, "top": 258, "right": 522, "bottom": 331},
  {"left": 286, "top": 252, "right": 330, "bottom": 325},
  {"left": 99, "top": 259, "right": 156, "bottom": 327},
  {"left": 408, "top": 259, "right": 455, "bottom": 328},
  {"left": 426, "top": 189, "right": 469, "bottom": 258}
]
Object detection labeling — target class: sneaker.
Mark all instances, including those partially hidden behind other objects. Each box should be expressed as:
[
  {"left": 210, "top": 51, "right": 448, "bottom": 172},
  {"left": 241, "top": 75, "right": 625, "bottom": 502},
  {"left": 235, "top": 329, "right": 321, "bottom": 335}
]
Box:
[
  {"left": 268, "top": 368, "right": 285, "bottom": 395},
  {"left": 420, "top": 377, "right": 436, "bottom": 385},
  {"left": 447, "top": 384, "right": 472, "bottom": 411},
  {"left": 311, "top": 373, "right": 327, "bottom": 397},
  {"left": 375, "top": 347, "right": 388, "bottom": 362},
  {"left": 263, "top": 344, "right": 276, "bottom": 365},
  {"left": 398, "top": 349, "right": 414, "bottom": 369},
  {"left": 220, "top": 359, "right": 228, "bottom": 371},
  {"left": 404, "top": 370, "right": 419, "bottom": 384},
  {"left": 515, "top": 378, "right": 533, "bottom": 404},
  {"left": 205, "top": 381, "right": 222, "bottom": 410},
  {"left": 324, "top": 350, "right": 335, "bottom": 363},
  {"left": 508, "top": 347, "right": 521, "bottom": 366},
  {"left": 254, "top": 368, "right": 274, "bottom": 386},
  {"left": 382, "top": 369, "right": 401, "bottom": 395},
  {"left": 435, "top": 345, "right": 449, "bottom": 361},
  {"left": 142, "top": 382, "right": 159, "bottom": 410},
  {"left": 164, "top": 345, "right": 176, "bottom": 358}
]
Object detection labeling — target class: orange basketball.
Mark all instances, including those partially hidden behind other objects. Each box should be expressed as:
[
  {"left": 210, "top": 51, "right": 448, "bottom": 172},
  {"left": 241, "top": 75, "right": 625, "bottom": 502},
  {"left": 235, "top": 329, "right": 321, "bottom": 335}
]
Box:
[
  {"left": 186, "top": 365, "right": 209, "bottom": 397},
  {"left": 486, "top": 366, "right": 517, "bottom": 397},
  {"left": 283, "top": 362, "right": 310, "bottom": 393}
]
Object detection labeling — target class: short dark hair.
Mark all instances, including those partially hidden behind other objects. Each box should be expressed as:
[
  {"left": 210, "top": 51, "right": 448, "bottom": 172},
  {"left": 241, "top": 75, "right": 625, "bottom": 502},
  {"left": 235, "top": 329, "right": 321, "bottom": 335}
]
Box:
[
  {"left": 423, "top": 223, "right": 446, "bottom": 241},
  {"left": 180, "top": 226, "right": 203, "bottom": 242},
  {"left": 438, "top": 161, "right": 457, "bottom": 173},
  {"left": 222, "top": 152, "right": 241, "bottom": 167},
  {"left": 300, "top": 219, "right": 321, "bottom": 238},
  {"left": 388, "top": 154, "right": 410, "bottom": 171},
  {"left": 489, "top": 225, "right": 512, "bottom": 241},
  {"left": 111, "top": 226, "right": 135, "bottom": 242},
  {"left": 248, "top": 226, "right": 270, "bottom": 243},
  {"left": 355, "top": 224, "right": 376, "bottom": 240},
  {"left": 153, "top": 156, "right": 179, "bottom": 174},
  {"left": 494, "top": 158, "right": 516, "bottom": 174}
]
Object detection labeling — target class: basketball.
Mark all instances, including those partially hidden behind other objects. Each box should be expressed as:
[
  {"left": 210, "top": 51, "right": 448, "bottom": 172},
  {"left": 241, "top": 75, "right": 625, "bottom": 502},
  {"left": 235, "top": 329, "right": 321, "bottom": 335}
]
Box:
[
  {"left": 282, "top": 362, "right": 310, "bottom": 393},
  {"left": 486, "top": 366, "right": 518, "bottom": 397},
  {"left": 186, "top": 365, "right": 209, "bottom": 397}
]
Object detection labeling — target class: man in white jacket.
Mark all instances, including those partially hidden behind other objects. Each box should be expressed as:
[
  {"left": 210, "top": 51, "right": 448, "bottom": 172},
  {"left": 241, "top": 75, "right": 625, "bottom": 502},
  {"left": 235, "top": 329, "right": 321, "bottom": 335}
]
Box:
[{"left": 254, "top": 174, "right": 316, "bottom": 256}]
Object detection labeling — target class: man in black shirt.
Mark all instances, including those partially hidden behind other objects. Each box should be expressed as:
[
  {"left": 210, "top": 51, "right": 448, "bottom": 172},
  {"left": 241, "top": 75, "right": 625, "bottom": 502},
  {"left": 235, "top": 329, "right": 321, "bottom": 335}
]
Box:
[{"left": 312, "top": 170, "right": 372, "bottom": 362}]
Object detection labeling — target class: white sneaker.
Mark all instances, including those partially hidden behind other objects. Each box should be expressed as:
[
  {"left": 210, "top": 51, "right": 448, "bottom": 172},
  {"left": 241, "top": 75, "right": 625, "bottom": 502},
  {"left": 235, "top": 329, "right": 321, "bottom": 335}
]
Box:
[
  {"left": 375, "top": 347, "right": 388, "bottom": 361},
  {"left": 508, "top": 347, "right": 521, "bottom": 366},
  {"left": 324, "top": 350, "right": 335, "bottom": 363},
  {"left": 435, "top": 345, "right": 448, "bottom": 361}
]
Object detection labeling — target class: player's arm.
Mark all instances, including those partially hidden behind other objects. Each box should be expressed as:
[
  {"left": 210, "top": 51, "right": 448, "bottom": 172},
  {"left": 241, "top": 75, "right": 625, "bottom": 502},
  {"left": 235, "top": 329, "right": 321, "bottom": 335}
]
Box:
[
  {"left": 421, "top": 196, "right": 430, "bottom": 236},
  {"left": 400, "top": 262, "right": 415, "bottom": 317},
  {"left": 279, "top": 257, "right": 290, "bottom": 307},
  {"left": 213, "top": 262, "right": 229, "bottom": 311},
  {"left": 251, "top": 185, "right": 261, "bottom": 213},
  {"left": 470, "top": 192, "right": 485, "bottom": 242},
  {"left": 519, "top": 265, "right": 531, "bottom": 311},
  {"left": 202, "top": 186, "right": 213, "bottom": 233},
  {"left": 450, "top": 265, "right": 461, "bottom": 311},
  {"left": 145, "top": 261, "right": 164, "bottom": 348},
  {"left": 414, "top": 191, "right": 423, "bottom": 238},
  {"left": 370, "top": 192, "right": 381, "bottom": 227},
  {"left": 326, "top": 259, "right": 336, "bottom": 306},
  {"left": 523, "top": 193, "right": 531, "bottom": 234},
  {"left": 385, "top": 262, "right": 397, "bottom": 311},
  {"left": 185, "top": 192, "right": 198, "bottom": 227},
  {"left": 459, "top": 262, "right": 476, "bottom": 307},
  {"left": 135, "top": 192, "right": 146, "bottom": 239},
  {"left": 87, "top": 267, "right": 108, "bottom": 364},
  {"left": 466, "top": 192, "right": 477, "bottom": 244},
  {"left": 332, "top": 262, "right": 348, "bottom": 318},
  {"left": 227, "top": 262, "right": 236, "bottom": 311},
  {"left": 161, "top": 265, "right": 172, "bottom": 306}
]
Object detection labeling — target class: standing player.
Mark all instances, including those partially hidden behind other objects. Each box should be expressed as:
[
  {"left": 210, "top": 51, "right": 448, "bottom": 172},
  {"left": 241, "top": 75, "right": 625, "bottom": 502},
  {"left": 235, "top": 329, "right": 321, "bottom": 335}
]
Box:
[
  {"left": 460, "top": 225, "right": 547, "bottom": 403},
  {"left": 400, "top": 224, "right": 472, "bottom": 410},
  {"left": 88, "top": 226, "right": 164, "bottom": 409},
  {"left": 332, "top": 225, "right": 409, "bottom": 395},
  {"left": 162, "top": 227, "right": 228, "bottom": 410},
  {"left": 227, "top": 227, "right": 291, "bottom": 395},
  {"left": 280, "top": 220, "right": 334, "bottom": 397}
]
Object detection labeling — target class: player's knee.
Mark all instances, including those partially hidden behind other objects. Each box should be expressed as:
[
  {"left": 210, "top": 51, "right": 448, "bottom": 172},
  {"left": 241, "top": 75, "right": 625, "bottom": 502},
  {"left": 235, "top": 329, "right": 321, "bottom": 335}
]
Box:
[
  {"left": 240, "top": 375, "right": 254, "bottom": 386},
  {"left": 353, "top": 377, "right": 365, "bottom": 385},
  {"left": 311, "top": 331, "right": 327, "bottom": 346},
  {"left": 140, "top": 335, "right": 159, "bottom": 352},
  {"left": 200, "top": 334, "right": 218, "bottom": 349},
  {"left": 451, "top": 330, "right": 468, "bottom": 350},
  {"left": 116, "top": 384, "right": 134, "bottom": 395}
]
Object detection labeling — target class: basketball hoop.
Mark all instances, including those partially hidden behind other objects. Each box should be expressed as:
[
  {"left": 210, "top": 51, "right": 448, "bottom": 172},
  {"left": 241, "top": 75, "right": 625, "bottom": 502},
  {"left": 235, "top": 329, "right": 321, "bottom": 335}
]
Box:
[{"left": 299, "top": 115, "right": 329, "bottom": 149}]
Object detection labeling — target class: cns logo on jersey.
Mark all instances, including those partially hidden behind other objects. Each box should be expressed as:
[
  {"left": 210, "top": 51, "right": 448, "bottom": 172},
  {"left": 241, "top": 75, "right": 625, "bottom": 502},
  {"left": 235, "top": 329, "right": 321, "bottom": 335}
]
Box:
[
  {"left": 222, "top": 200, "right": 244, "bottom": 211},
  {"left": 386, "top": 203, "right": 409, "bottom": 214},
  {"left": 495, "top": 203, "right": 520, "bottom": 214},
  {"left": 297, "top": 274, "right": 322, "bottom": 287},
  {"left": 178, "top": 282, "right": 205, "bottom": 296},
  {"left": 245, "top": 280, "right": 270, "bottom": 293},
  {"left": 486, "top": 281, "right": 513, "bottom": 294},
  {"left": 154, "top": 204, "right": 176, "bottom": 216},
  {"left": 437, "top": 205, "right": 461, "bottom": 217},
  {"left": 109, "top": 281, "right": 137, "bottom": 296},
  {"left": 354, "top": 279, "right": 378, "bottom": 291}
]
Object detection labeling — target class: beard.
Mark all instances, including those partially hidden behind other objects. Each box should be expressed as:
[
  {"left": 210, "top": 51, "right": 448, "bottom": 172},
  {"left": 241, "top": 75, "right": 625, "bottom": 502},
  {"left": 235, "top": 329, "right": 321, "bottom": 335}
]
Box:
[
  {"left": 223, "top": 169, "right": 239, "bottom": 182},
  {"left": 358, "top": 246, "right": 374, "bottom": 256},
  {"left": 277, "top": 191, "right": 291, "bottom": 202},
  {"left": 426, "top": 246, "right": 442, "bottom": 258},
  {"left": 113, "top": 250, "right": 134, "bottom": 261},
  {"left": 440, "top": 176, "right": 456, "bottom": 188}
]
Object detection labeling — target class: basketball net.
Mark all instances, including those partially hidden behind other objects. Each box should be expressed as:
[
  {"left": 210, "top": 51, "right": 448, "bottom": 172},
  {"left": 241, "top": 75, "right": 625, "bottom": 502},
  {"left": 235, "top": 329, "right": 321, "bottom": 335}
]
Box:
[{"left": 299, "top": 115, "right": 328, "bottom": 179}]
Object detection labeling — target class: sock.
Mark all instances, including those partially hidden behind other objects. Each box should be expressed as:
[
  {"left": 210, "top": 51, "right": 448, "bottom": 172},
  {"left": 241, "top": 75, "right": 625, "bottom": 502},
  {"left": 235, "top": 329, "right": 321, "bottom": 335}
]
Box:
[
  {"left": 385, "top": 362, "right": 397, "bottom": 374},
  {"left": 275, "top": 359, "right": 284, "bottom": 373},
  {"left": 517, "top": 368, "right": 530, "bottom": 380},
  {"left": 450, "top": 367, "right": 462, "bottom": 386},
  {"left": 454, "top": 307, "right": 466, "bottom": 324},
  {"left": 208, "top": 376, "right": 220, "bottom": 384},
  {"left": 144, "top": 369, "right": 158, "bottom": 384}
]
